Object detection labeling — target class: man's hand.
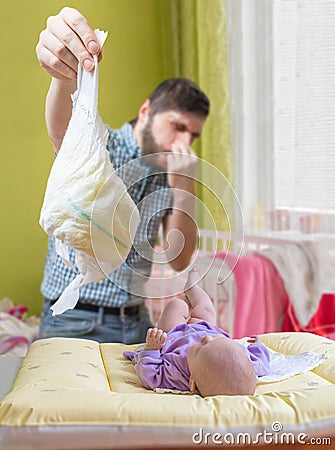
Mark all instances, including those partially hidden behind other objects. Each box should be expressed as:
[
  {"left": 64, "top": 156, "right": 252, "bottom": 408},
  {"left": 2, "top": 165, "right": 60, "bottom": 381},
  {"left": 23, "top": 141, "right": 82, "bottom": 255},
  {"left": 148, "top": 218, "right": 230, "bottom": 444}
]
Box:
[
  {"left": 144, "top": 328, "right": 167, "bottom": 351},
  {"left": 36, "top": 7, "right": 101, "bottom": 82},
  {"left": 167, "top": 142, "right": 198, "bottom": 193}
]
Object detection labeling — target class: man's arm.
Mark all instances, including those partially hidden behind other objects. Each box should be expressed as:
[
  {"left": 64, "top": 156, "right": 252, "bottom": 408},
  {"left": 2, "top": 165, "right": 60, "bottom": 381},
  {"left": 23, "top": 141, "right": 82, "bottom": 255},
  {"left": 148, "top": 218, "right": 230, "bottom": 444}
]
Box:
[
  {"left": 35, "top": 7, "right": 101, "bottom": 152},
  {"left": 162, "top": 144, "right": 198, "bottom": 271},
  {"left": 45, "top": 79, "right": 76, "bottom": 151}
]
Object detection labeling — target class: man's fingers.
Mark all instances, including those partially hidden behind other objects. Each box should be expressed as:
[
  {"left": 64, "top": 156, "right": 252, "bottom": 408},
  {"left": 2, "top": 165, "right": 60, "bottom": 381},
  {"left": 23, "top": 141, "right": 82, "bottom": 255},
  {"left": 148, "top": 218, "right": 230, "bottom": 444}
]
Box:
[
  {"left": 36, "top": 8, "right": 103, "bottom": 81},
  {"left": 47, "top": 8, "right": 99, "bottom": 72},
  {"left": 169, "top": 143, "right": 197, "bottom": 168},
  {"left": 46, "top": 15, "right": 94, "bottom": 71},
  {"left": 171, "top": 141, "right": 195, "bottom": 156},
  {"left": 38, "top": 30, "right": 78, "bottom": 75},
  {"left": 36, "top": 45, "right": 77, "bottom": 80},
  {"left": 167, "top": 145, "right": 198, "bottom": 174},
  {"left": 60, "top": 7, "right": 99, "bottom": 53}
]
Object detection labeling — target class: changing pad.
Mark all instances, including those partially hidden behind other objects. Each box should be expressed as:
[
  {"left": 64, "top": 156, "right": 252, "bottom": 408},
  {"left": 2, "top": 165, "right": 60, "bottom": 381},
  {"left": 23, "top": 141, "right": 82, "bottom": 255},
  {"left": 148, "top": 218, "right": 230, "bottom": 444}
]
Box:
[{"left": 0, "top": 332, "right": 335, "bottom": 448}]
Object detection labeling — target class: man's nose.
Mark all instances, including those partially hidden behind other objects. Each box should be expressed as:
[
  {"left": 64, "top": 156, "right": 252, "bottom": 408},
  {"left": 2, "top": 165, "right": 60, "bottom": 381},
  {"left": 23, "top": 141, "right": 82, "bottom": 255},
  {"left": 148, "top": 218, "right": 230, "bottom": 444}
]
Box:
[{"left": 178, "top": 131, "right": 193, "bottom": 146}]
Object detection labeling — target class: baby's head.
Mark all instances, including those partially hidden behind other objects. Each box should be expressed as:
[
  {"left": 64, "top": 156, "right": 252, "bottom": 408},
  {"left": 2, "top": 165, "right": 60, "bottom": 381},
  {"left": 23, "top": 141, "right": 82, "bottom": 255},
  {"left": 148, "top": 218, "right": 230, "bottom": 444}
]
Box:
[{"left": 187, "top": 335, "right": 256, "bottom": 397}]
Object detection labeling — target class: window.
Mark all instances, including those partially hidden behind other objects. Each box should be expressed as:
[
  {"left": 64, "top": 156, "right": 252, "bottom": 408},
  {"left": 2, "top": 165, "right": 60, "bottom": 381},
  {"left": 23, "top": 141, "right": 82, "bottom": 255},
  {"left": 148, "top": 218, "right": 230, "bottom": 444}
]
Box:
[{"left": 226, "top": 0, "right": 335, "bottom": 236}]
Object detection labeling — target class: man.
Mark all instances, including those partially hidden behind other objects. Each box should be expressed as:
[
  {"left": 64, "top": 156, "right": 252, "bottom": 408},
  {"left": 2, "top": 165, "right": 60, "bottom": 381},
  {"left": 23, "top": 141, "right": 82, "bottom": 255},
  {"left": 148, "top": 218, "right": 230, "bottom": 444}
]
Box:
[{"left": 36, "top": 7, "right": 210, "bottom": 343}]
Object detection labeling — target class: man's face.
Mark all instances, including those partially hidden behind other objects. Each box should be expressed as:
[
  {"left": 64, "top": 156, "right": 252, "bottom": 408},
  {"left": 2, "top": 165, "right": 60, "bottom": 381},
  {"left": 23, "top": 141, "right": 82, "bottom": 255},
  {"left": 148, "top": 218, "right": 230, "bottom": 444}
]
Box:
[{"left": 140, "top": 110, "right": 206, "bottom": 169}]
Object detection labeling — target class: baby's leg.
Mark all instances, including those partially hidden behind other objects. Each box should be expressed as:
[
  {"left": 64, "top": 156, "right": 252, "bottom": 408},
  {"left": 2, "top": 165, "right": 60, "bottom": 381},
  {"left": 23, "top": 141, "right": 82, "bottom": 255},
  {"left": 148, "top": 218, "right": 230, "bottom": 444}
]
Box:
[
  {"left": 185, "top": 267, "right": 216, "bottom": 324},
  {"left": 157, "top": 298, "right": 190, "bottom": 332}
]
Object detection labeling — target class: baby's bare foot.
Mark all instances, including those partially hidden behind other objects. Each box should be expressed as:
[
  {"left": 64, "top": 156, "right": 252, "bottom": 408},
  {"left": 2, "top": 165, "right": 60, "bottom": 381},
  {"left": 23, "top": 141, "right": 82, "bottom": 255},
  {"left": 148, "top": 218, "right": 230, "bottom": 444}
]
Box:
[
  {"left": 144, "top": 328, "right": 167, "bottom": 351},
  {"left": 184, "top": 266, "right": 202, "bottom": 291}
]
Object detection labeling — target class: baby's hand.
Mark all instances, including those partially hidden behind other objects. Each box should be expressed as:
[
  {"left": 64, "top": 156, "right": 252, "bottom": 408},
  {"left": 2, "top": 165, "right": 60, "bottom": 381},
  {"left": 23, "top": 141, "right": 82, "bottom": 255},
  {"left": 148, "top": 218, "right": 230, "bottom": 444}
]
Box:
[{"left": 144, "top": 328, "right": 167, "bottom": 351}]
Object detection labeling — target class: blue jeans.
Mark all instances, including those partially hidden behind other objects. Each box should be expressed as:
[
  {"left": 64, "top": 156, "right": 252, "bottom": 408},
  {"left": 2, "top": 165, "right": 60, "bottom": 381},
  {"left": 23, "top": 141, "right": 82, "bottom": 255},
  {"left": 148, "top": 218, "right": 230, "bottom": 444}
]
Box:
[{"left": 38, "top": 300, "right": 152, "bottom": 344}]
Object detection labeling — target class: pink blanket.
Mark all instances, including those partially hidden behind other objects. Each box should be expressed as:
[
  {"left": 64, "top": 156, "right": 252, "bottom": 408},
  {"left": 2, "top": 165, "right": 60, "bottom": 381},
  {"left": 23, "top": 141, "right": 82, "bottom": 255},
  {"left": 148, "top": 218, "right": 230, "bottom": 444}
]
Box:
[{"left": 216, "top": 252, "right": 289, "bottom": 338}]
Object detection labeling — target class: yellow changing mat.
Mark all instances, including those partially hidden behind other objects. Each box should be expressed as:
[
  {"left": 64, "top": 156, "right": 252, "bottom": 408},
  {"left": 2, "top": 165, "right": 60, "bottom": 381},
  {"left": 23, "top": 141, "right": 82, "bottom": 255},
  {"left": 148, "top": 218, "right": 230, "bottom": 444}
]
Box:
[{"left": 1, "top": 332, "right": 335, "bottom": 444}]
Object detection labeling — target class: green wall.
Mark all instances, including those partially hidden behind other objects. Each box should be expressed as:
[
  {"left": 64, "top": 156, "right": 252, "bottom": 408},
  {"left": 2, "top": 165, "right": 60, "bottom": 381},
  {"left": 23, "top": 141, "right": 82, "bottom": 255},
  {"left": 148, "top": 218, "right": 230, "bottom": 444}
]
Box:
[{"left": 0, "top": 0, "right": 175, "bottom": 315}]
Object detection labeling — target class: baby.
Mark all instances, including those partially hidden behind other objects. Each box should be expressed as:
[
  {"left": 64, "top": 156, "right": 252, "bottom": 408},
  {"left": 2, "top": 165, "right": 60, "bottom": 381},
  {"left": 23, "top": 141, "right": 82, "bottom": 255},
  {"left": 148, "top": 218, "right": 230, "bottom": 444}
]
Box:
[{"left": 123, "top": 267, "right": 270, "bottom": 397}]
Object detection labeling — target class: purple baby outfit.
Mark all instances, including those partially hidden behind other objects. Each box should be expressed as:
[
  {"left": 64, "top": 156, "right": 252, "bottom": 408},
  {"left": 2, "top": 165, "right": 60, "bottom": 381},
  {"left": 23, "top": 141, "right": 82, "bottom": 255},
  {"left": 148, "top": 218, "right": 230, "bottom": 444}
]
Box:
[{"left": 123, "top": 321, "right": 270, "bottom": 392}]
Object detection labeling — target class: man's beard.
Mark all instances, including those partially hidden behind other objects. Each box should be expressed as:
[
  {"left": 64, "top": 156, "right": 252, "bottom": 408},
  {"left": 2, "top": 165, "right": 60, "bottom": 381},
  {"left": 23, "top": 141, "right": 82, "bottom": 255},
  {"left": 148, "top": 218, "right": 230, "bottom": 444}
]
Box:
[{"left": 141, "top": 120, "right": 169, "bottom": 170}]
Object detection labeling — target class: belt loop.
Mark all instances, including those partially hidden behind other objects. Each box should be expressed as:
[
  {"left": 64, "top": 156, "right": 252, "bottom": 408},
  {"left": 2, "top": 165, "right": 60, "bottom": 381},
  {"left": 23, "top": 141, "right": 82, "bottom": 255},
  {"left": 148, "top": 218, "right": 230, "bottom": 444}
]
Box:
[
  {"left": 97, "top": 306, "right": 104, "bottom": 324},
  {"left": 120, "top": 307, "right": 127, "bottom": 318}
]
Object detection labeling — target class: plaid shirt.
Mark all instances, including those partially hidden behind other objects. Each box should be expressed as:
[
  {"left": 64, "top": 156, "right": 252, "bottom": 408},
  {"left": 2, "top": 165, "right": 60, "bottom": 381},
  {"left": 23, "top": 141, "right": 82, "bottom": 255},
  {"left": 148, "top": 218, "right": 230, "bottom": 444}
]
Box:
[{"left": 41, "top": 123, "right": 172, "bottom": 307}]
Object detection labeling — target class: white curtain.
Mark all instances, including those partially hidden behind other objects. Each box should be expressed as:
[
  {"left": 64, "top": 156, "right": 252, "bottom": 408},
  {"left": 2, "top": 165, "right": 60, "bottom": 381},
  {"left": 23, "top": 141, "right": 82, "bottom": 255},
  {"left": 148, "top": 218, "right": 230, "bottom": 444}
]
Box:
[{"left": 226, "top": 0, "right": 335, "bottom": 235}]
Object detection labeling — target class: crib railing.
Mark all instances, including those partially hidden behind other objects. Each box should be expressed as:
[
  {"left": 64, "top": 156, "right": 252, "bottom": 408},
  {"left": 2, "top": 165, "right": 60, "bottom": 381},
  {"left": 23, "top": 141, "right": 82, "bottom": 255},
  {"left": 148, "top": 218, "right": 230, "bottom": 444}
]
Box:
[{"left": 145, "top": 228, "right": 330, "bottom": 335}]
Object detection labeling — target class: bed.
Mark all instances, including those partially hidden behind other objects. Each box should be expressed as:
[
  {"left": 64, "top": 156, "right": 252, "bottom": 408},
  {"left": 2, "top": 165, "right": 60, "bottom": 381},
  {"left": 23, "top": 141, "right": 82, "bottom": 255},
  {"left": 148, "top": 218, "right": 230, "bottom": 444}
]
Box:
[{"left": 0, "top": 331, "right": 334, "bottom": 450}]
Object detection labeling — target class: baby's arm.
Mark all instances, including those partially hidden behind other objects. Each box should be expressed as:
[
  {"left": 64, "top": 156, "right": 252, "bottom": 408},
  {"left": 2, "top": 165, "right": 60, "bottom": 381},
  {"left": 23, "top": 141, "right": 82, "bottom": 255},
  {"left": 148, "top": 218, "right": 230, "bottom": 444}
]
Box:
[
  {"left": 131, "top": 350, "right": 165, "bottom": 390},
  {"left": 129, "top": 328, "right": 175, "bottom": 390}
]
